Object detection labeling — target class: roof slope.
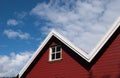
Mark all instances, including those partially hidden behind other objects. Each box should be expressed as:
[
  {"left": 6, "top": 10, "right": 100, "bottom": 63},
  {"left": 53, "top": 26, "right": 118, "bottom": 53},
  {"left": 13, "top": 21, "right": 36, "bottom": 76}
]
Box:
[{"left": 17, "top": 17, "right": 120, "bottom": 78}]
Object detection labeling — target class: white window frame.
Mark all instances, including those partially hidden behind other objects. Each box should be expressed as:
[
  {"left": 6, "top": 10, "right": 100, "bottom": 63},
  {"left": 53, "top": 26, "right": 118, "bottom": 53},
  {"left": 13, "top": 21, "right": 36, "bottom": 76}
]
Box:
[{"left": 49, "top": 45, "right": 62, "bottom": 61}]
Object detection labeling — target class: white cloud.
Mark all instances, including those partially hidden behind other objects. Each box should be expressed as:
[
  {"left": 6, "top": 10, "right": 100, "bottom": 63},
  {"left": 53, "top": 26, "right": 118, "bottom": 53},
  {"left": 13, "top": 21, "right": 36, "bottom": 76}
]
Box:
[
  {"left": 30, "top": 0, "right": 120, "bottom": 52},
  {"left": 0, "top": 51, "right": 33, "bottom": 77},
  {"left": 3, "top": 29, "right": 30, "bottom": 39},
  {"left": 7, "top": 19, "right": 19, "bottom": 26}
]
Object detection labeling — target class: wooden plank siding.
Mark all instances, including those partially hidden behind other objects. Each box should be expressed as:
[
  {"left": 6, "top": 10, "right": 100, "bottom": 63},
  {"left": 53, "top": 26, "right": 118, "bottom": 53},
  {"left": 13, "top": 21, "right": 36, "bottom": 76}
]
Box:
[{"left": 90, "top": 34, "right": 120, "bottom": 78}]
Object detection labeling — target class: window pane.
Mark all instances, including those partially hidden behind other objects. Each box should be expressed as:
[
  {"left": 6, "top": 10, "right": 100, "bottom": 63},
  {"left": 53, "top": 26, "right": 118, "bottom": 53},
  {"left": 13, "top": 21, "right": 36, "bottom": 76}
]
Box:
[
  {"left": 52, "top": 47, "right": 55, "bottom": 53},
  {"left": 52, "top": 54, "right": 55, "bottom": 60},
  {"left": 56, "top": 53, "right": 61, "bottom": 59},
  {"left": 57, "top": 46, "right": 61, "bottom": 51}
]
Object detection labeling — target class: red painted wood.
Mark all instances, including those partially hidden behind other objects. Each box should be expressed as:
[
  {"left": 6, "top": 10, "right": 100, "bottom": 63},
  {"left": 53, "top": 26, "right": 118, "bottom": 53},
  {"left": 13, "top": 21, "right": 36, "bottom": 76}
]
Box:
[
  {"left": 26, "top": 34, "right": 120, "bottom": 78},
  {"left": 90, "top": 34, "right": 120, "bottom": 78},
  {"left": 26, "top": 42, "right": 89, "bottom": 78}
]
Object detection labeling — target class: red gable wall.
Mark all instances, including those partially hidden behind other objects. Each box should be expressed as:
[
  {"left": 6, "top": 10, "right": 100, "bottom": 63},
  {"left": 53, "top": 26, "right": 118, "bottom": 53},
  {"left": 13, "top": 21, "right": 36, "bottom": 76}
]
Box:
[
  {"left": 26, "top": 42, "right": 89, "bottom": 78},
  {"left": 25, "top": 34, "right": 120, "bottom": 78}
]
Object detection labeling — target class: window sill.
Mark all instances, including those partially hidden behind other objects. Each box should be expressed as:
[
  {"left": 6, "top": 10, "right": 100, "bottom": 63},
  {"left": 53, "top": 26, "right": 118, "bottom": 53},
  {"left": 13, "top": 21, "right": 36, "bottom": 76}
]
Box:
[{"left": 48, "top": 58, "right": 63, "bottom": 63}]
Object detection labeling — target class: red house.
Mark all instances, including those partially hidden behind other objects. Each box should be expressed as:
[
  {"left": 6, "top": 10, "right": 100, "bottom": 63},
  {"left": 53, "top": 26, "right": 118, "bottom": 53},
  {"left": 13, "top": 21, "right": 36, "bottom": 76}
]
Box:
[{"left": 17, "top": 18, "right": 120, "bottom": 78}]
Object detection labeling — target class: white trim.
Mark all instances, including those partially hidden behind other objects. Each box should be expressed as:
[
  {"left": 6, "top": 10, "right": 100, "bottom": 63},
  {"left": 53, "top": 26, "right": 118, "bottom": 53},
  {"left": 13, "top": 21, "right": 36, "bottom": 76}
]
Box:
[
  {"left": 88, "top": 17, "right": 120, "bottom": 62},
  {"left": 49, "top": 47, "right": 52, "bottom": 61},
  {"left": 18, "top": 29, "right": 88, "bottom": 78},
  {"left": 52, "top": 30, "right": 89, "bottom": 60},
  {"left": 49, "top": 45, "right": 62, "bottom": 61},
  {"left": 18, "top": 31, "right": 54, "bottom": 78},
  {"left": 18, "top": 17, "right": 120, "bottom": 78}
]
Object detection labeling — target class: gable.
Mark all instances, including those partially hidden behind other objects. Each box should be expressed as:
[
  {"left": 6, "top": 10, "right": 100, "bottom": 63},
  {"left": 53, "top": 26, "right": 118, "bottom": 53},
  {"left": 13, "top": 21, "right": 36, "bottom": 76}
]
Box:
[
  {"left": 18, "top": 35, "right": 90, "bottom": 77},
  {"left": 24, "top": 39, "right": 90, "bottom": 78},
  {"left": 19, "top": 30, "right": 120, "bottom": 78},
  {"left": 17, "top": 17, "right": 120, "bottom": 78}
]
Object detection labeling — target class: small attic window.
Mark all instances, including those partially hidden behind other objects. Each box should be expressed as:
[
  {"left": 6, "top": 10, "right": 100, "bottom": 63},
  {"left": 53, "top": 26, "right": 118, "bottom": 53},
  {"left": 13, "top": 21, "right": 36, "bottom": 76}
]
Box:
[{"left": 49, "top": 45, "right": 62, "bottom": 61}]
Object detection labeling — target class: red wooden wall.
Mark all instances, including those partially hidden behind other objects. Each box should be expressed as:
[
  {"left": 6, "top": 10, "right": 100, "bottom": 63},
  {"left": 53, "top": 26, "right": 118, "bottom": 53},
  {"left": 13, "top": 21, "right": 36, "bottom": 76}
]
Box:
[
  {"left": 26, "top": 42, "right": 89, "bottom": 78},
  {"left": 90, "top": 34, "right": 120, "bottom": 78},
  {"left": 26, "top": 34, "right": 120, "bottom": 78}
]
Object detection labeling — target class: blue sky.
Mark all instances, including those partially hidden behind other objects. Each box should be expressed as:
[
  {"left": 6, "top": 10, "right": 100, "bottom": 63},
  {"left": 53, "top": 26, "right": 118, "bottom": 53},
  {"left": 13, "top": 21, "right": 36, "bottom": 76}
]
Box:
[
  {"left": 0, "top": 0, "right": 120, "bottom": 77},
  {"left": 0, "top": 0, "right": 49, "bottom": 55}
]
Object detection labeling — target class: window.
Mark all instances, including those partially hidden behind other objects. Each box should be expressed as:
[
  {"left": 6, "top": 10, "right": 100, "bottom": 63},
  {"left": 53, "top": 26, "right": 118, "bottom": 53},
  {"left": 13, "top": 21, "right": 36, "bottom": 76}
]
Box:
[{"left": 49, "top": 45, "right": 62, "bottom": 61}]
